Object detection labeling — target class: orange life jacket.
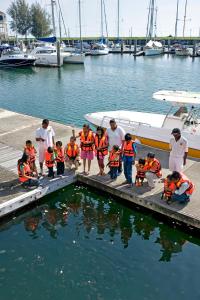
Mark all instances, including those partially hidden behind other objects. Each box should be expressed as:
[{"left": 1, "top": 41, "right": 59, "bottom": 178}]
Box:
[
  {"left": 136, "top": 164, "right": 146, "bottom": 179},
  {"left": 66, "top": 144, "right": 79, "bottom": 158},
  {"left": 146, "top": 158, "right": 162, "bottom": 177},
  {"left": 55, "top": 147, "right": 64, "bottom": 163},
  {"left": 80, "top": 130, "right": 94, "bottom": 151},
  {"left": 24, "top": 146, "right": 36, "bottom": 163},
  {"left": 123, "top": 141, "right": 136, "bottom": 157},
  {"left": 163, "top": 179, "right": 176, "bottom": 198},
  {"left": 109, "top": 150, "right": 120, "bottom": 167},
  {"left": 95, "top": 135, "right": 108, "bottom": 156},
  {"left": 176, "top": 174, "right": 195, "bottom": 195},
  {"left": 45, "top": 152, "right": 54, "bottom": 167},
  {"left": 18, "top": 161, "right": 31, "bottom": 182}
]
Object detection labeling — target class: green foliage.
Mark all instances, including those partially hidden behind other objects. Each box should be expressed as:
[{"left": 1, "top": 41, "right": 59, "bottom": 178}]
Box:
[
  {"left": 7, "top": 0, "right": 31, "bottom": 36},
  {"left": 30, "top": 3, "right": 52, "bottom": 38},
  {"left": 7, "top": 0, "right": 52, "bottom": 38}
]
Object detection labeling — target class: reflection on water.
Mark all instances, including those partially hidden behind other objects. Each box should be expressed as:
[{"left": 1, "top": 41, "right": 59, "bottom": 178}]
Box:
[{"left": 2, "top": 184, "right": 196, "bottom": 262}]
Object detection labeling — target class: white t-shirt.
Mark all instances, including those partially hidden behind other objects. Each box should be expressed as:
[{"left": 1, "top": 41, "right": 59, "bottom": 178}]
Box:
[
  {"left": 35, "top": 126, "right": 55, "bottom": 148},
  {"left": 107, "top": 126, "right": 125, "bottom": 150},
  {"left": 170, "top": 136, "right": 188, "bottom": 158}
]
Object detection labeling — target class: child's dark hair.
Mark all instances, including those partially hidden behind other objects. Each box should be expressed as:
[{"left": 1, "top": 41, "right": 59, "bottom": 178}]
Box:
[
  {"left": 47, "top": 146, "right": 54, "bottom": 153},
  {"left": 26, "top": 140, "right": 32, "bottom": 145},
  {"left": 56, "top": 141, "right": 62, "bottom": 147},
  {"left": 113, "top": 145, "right": 119, "bottom": 151},
  {"left": 166, "top": 174, "right": 172, "bottom": 181},
  {"left": 70, "top": 136, "right": 76, "bottom": 141},
  {"left": 125, "top": 133, "right": 132, "bottom": 141},
  {"left": 96, "top": 126, "right": 104, "bottom": 136},
  {"left": 147, "top": 152, "right": 155, "bottom": 159},
  {"left": 138, "top": 158, "right": 146, "bottom": 165}
]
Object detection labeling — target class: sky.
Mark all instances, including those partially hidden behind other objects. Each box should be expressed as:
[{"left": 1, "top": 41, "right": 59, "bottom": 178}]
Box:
[{"left": 1, "top": 0, "right": 200, "bottom": 37}]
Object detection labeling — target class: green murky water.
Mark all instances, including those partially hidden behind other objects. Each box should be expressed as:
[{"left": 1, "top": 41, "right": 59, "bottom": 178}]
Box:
[{"left": 0, "top": 184, "right": 200, "bottom": 300}]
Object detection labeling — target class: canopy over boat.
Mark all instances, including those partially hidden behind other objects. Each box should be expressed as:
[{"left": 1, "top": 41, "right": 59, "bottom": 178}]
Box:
[{"left": 153, "top": 90, "right": 200, "bottom": 105}]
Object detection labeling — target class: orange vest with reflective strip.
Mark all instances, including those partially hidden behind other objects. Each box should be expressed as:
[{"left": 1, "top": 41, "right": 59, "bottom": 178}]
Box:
[
  {"left": 80, "top": 131, "right": 94, "bottom": 151},
  {"left": 95, "top": 135, "right": 108, "bottom": 156},
  {"left": 24, "top": 146, "right": 36, "bottom": 163},
  {"left": 109, "top": 151, "right": 120, "bottom": 167},
  {"left": 176, "top": 174, "right": 195, "bottom": 195},
  {"left": 164, "top": 179, "right": 176, "bottom": 197},
  {"left": 66, "top": 144, "right": 79, "bottom": 158},
  {"left": 45, "top": 152, "right": 54, "bottom": 167},
  {"left": 55, "top": 147, "right": 64, "bottom": 162},
  {"left": 146, "top": 158, "right": 162, "bottom": 177},
  {"left": 123, "top": 141, "right": 136, "bottom": 157},
  {"left": 136, "top": 164, "right": 146, "bottom": 179},
  {"left": 18, "top": 162, "right": 31, "bottom": 182}
]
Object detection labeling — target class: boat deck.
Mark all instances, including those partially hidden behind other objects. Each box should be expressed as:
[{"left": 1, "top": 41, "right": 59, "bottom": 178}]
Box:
[{"left": 0, "top": 109, "right": 200, "bottom": 231}]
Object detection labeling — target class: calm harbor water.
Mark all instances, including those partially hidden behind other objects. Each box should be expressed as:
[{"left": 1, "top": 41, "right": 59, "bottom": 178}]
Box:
[
  {"left": 0, "top": 54, "right": 200, "bottom": 126},
  {"left": 1, "top": 55, "right": 200, "bottom": 299},
  {"left": 1, "top": 184, "right": 200, "bottom": 300}
]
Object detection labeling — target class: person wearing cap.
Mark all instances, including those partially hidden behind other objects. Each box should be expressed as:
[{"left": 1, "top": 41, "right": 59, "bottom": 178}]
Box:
[
  {"left": 169, "top": 128, "right": 188, "bottom": 172},
  {"left": 107, "top": 119, "right": 125, "bottom": 174}
]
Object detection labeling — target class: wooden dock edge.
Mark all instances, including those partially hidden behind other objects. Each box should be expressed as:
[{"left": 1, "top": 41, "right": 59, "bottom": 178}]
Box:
[{"left": 77, "top": 174, "right": 200, "bottom": 230}]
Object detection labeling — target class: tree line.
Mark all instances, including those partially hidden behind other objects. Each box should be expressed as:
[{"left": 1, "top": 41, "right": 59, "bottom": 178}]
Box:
[{"left": 7, "top": 0, "right": 52, "bottom": 38}]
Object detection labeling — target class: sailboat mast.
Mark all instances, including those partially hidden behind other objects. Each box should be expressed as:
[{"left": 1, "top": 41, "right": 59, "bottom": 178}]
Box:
[
  {"left": 183, "top": 0, "right": 188, "bottom": 37},
  {"left": 101, "top": 0, "right": 104, "bottom": 39},
  {"left": 149, "top": 0, "right": 154, "bottom": 38},
  {"left": 174, "top": 0, "right": 179, "bottom": 37},
  {"left": 78, "top": 0, "right": 83, "bottom": 53},
  {"left": 146, "top": 0, "right": 151, "bottom": 39},
  {"left": 117, "top": 0, "right": 120, "bottom": 41},
  {"left": 154, "top": 6, "right": 157, "bottom": 38},
  {"left": 51, "top": 0, "right": 56, "bottom": 37}
]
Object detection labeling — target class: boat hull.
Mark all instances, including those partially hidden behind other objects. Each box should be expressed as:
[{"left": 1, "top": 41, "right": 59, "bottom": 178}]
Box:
[
  {"left": 63, "top": 54, "right": 85, "bottom": 64},
  {"left": 90, "top": 49, "right": 109, "bottom": 56},
  {"left": 0, "top": 59, "right": 36, "bottom": 68},
  {"left": 144, "top": 48, "right": 163, "bottom": 56}
]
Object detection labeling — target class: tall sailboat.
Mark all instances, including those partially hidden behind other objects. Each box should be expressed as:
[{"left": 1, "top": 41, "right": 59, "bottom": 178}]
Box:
[
  {"left": 90, "top": 0, "right": 109, "bottom": 55},
  {"left": 144, "top": 0, "right": 163, "bottom": 56}
]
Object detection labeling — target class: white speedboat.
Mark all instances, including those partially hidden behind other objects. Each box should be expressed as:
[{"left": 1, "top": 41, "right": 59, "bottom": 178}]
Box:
[
  {"left": 0, "top": 47, "right": 36, "bottom": 68},
  {"left": 62, "top": 52, "right": 85, "bottom": 64},
  {"left": 175, "top": 46, "right": 190, "bottom": 56},
  {"left": 90, "top": 43, "right": 109, "bottom": 56},
  {"left": 144, "top": 40, "right": 163, "bottom": 56},
  {"left": 31, "top": 45, "right": 64, "bottom": 67},
  {"left": 85, "top": 90, "right": 200, "bottom": 158}
]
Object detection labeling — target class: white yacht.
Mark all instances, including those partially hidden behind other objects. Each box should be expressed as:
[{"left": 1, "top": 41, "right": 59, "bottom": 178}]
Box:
[
  {"left": 175, "top": 46, "right": 190, "bottom": 56},
  {"left": 62, "top": 52, "right": 85, "bottom": 64},
  {"left": 90, "top": 43, "right": 109, "bottom": 56},
  {"left": 31, "top": 45, "right": 64, "bottom": 67},
  {"left": 144, "top": 40, "right": 163, "bottom": 56},
  {"left": 0, "top": 47, "right": 36, "bottom": 68},
  {"left": 85, "top": 90, "right": 200, "bottom": 159}
]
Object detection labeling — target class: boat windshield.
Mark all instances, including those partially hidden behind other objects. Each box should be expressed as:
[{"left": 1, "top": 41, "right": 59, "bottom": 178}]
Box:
[
  {"left": 183, "top": 107, "right": 200, "bottom": 127},
  {"left": 36, "top": 49, "right": 56, "bottom": 54},
  {"left": 2, "top": 49, "right": 21, "bottom": 56}
]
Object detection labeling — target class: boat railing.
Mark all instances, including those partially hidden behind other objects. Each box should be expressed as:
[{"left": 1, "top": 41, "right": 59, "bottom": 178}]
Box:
[{"left": 100, "top": 116, "right": 151, "bottom": 131}]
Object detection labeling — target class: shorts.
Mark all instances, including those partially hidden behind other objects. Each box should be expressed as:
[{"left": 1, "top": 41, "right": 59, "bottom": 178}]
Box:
[{"left": 81, "top": 150, "right": 94, "bottom": 160}]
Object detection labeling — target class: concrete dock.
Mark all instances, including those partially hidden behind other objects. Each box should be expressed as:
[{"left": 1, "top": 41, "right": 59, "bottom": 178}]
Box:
[{"left": 0, "top": 108, "right": 200, "bottom": 230}]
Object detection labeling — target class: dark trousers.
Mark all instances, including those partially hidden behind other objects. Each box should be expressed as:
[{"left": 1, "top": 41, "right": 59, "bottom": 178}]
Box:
[
  {"left": 57, "top": 162, "right": 65, "bottom": 175},
  {"left": 22, "top": 179, "right": 39, "bottom": 188},
  {"left": 110, "top": 167, "right": 118, "bottom": 179},
  {"left": 48, "top": 166, "right": 54, "bottom": 178},
  {"left": 124, "top": 160, "right": 133, "bottom": 184}
]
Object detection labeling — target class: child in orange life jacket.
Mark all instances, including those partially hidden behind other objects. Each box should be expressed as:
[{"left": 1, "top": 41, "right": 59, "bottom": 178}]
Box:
[
  {"left": 122, "top": 133, "right": 137, "bottom": 186},
  {"left": 54, "top": 141, "right": 65, "bottom": 176},
  {"left": 95, "top": 126, "right": 108, "bottom": 176},
  {"left": 65, "top": 137, "right": 80, "bottom": 170},
  {"left": 145, "top": 152, "right": 162, "bottom": 188},
  {"left": 45, "top": 147, "right": 55, "bottom": 178},
  {"left": 108, "top": 145, "right": 120, "bottom": 180},
  {"left": 17, "top": 153, "right": 39, "bottom": 188},
  {"left": 135, "top": 158, "right": 146, "bottom": 186},
  {"left": 161, "top": 174, "right": 176, "bottom": 203},
  {"left": 24, "top": 140, "right": 38, "bottom": 177},
  {"left": 170, "top": 171, "right": 195, "bottom": 204}
]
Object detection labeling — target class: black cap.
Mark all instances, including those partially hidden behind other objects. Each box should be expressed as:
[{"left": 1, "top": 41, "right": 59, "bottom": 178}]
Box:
[
  {"left": 109, "top": 118, "right": 116, "bottom": 124},
  {"left": 171, "top": 128, "right": 181, "bottom": 134}
]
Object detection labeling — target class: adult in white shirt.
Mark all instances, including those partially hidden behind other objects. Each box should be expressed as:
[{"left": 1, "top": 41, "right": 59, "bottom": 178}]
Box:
[
  {"left": 35, "top": 119, "right": 55, "bottom": 174},
  {"left": 107, "top": 119, "right": 125, "bottom": 173},
  {"left": 169, "top": 128, "right": 188, "bottom": 172}
]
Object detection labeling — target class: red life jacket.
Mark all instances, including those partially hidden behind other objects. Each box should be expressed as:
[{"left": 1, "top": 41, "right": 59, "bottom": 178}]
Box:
[
  {"left": 146, "top": 158, "right": 162, "bottom": 177},
  {"left": 24, "top": 146, "right": 36, "bottom": 163},
  {"left": 18, "top": 161, "right": 31, "bottom": 182},
  {"left": 66, "top": 144, "right": 79, "bottom": 158},
  {"left": 80, "top": 130, "right": 94, "bottom": 151},
  {"left": 123, "top": 141, "right": 136, "bottom": 157},
  {"left": 109, "top": 151, "right": 120, "bottom": 167},
  {"left": 136, "top": 164, "right": 146, "bottom": 179},
  {"left": 55, "top": 147, "right": 64, "bottom": 163},
  {"left": 95, "top": 135, "right": 108, "bottom": 156},
  {"left": 45, "top": 151, "right": 54, "bottom": 167},
  {"left": 163, "top": 178, "right": 176, "bottom": 198},
  {"left": 176, "top": 174, "right": 195, "bottom": 195}
]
